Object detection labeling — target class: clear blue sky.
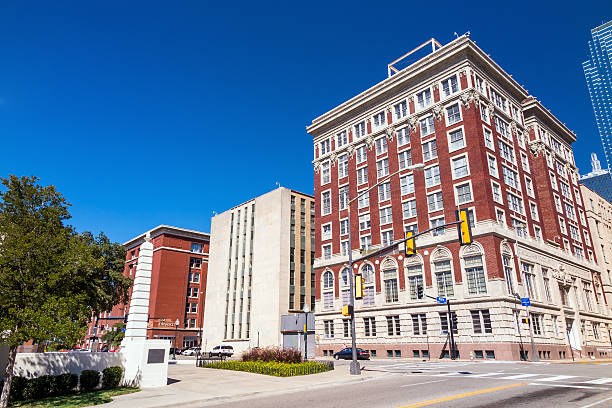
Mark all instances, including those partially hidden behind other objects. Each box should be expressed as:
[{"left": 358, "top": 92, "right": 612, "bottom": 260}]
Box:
[{"left": 0, "top": 1, "right": 610, "bottom": 243}]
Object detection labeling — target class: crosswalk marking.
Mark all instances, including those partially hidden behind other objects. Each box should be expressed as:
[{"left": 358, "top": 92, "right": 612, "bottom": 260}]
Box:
[
  {"left": 583, "top": 378, "right": 612, "bottom": 384},
  {"left": 533, "top": 375, "right": 575, "bottom": 382},
  {"left": 498, "top": 374, "right": 540, "bottom": 380},
  {"left": 469, "top": 372, "right": 505, "bottom": 377}
]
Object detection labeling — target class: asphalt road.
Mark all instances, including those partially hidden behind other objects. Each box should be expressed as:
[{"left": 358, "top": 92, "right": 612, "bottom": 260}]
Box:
[{"left": 208, "top": 359, "right": 612, "bottom": 408}]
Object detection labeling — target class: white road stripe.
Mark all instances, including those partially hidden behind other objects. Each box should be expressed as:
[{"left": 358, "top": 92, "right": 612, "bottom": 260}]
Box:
[
  {"left": 469, "top": 372, "right": 505, "bottom": 377},
  {"left": 583, "top": 378, "right": 612, "bottom": 384},
  {"left": 537, "top": 375, "right": 576, "bottom": 382},
  {"left": 530, "top": 382, "right": 609, "bottom": 390},
  {"left": 580, "top": 395, "right": 612, "bottom": 408},
  {"left": 400, "top": 379, "right": 448, "bottom": 388},
  {"left": 432, "top": 372, "right": 459, "bottom": 377},
  {"left": 498, "top": 373, "right": 540, "bottom": 380}
]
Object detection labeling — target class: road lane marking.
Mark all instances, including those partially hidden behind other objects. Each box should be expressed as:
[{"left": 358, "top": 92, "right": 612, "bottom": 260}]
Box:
[
  {"left": 469, "top": 372, "right": 504, "bottom": 377},
  {"left": 394, "top": 383, "right": 526, "bottom": 408},
  {"left": 498, "top": 374, "right": 540, "bottom": 380},
  {"left": 580, "top": 396, "right": 612, "bottom": 408},
  {"left": 401, "top": 379, "right": 448, "bottom": 388},
  {"left": 529, "top": 383, "right": 610, "bottom": 390},
  {"left": 537, "top": 375, "right": 576, "bottom": 382},
  {"left": 584, "top": 378, "right": 612, "bottom": 384}
]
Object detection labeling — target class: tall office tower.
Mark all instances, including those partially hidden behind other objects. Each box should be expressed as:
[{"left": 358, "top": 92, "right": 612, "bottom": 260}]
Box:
[
  {"left": 84, "top": 225, "right": 210, "bottom": 351},
  {"left": 307, "top": 36, "right": 612, "bottom": 361},
  {"left": 202, "top": 187, "right": 315, "bottom": 354},
  {"left": 580, "top": 153, "right": 612, "bottom": 203},
  {"left": 584, "top": 20, "right": 612, "bottom": 171}
]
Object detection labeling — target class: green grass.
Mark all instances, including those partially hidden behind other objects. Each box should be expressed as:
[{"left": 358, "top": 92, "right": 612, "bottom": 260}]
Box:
[
  {"left": 10, "top": 387, "right": 139, "bottom": 408},
  {"left": 202, "top": 360, "right": 332, "bottom": 377}
]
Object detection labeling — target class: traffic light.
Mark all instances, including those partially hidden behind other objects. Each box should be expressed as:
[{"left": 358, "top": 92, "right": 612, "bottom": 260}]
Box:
[
  {"left": 342, "top": 305, "right": 354, "bottom": 316},
  {"left": 405, "top": 231, "right": 416, "bottom": 256},
  {"left": 355, "top": 274, "right": 364, "bottom": 300},
  {"left": 417, "top": 285, "right": 424, "bottom": 299},
  {"left": 457, "top": 209, "right": 473, "bottom": 246}
]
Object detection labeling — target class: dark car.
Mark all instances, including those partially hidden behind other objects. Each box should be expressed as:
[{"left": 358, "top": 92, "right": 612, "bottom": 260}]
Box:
[{"left": 333, "top": 348, "right": 370, "bottom": 360}]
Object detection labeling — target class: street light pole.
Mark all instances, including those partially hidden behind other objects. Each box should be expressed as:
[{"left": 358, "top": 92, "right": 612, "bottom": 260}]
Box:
[
  {"left": 345, "top": 163, "right": 424, "bottom": 375},
  {"left": 303, "top": 304, "right": 310, "bottom": 362},
  {"left": 173, "top": 318, "right": 180, "bottom": 360}
]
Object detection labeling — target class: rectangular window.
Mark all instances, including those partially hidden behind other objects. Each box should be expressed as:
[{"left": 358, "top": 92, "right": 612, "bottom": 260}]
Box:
[
  {"left": 398, "top": 149, "right": 413, "bottom": 169},
  {"left": 377, "top": 158, "right": 389, "bottom": 178},
  {"left": 378, "top": 182, "right": 391, "bottom": 202},
  {"left": 471, "top": 310, "right": 492, "bottom": 334},
  {"left": 320, "top": 139, "right": 331, "bottom": 155},
  {"left": 191, "top": 243, "right": 203, "bottom": 253},
  {"left": 402, "top": 199, "right": 417, "bottom": 219},
  {"left": 337, "top": 131, "right": 348, "bottom": 147},
  {"left": 502, "top": 165, "right": 519, "bottom": 189},
  {"left": 425, "top": 165, "right": 441, "bottom": 187},
  {"left": 190, "top": 257, "right": 202, "bottom": 269},
  {"left": 407, "top": 266, "right": 424, "bottom": 300},
  {"left": 427, "top": 192, "right": 444, "bottom": 212},
  {"left": 189, "top": 272, "right": 200, "bottom": 283},
  {"left": 358, "top": 191, "right": 369, "bottom": 209},
  {"left": 455, "top": 183, "right": 472, "bottom": 205},
  {"left": 340, "top": 240, "right": 349, "bottom": 256},
  {"left": 356, "top": 145, "right": 367, "bottom": 164},
  {"left": 364, "top": 317, "right": 377, "bottom": 337},
  {"left": 492, "top": 182, "right": 502, "bottom": 204},
  {"left": 340, "top": 218, "right": 349, "bottom": 236},
  {"left": 480, "top": 104, "right": 489, "bottom": 123},
  {"left": 420, "top": 116, "right": 435, "bottom": 136},
  {"left": 451, "top": 155, "right": 469, "bottom": 178},
  {"left": 322, "top": 244, "right": 332, "bottom": 260},
  {"left": 522, "top": 263, "right": 536, "bottom": 300},
  {"left": 498, "top": 139, "right": 515, "bottom": 162},
  {"left": 417, "top": 89, "right": 432, "bottom": 109},
  {"left": 375, "top": 137, "right": 388, "bottom": 155},
  {"left": 400, "top": 174, "right": 415, "bottom": 195},
  {"left": 343, "top": 320, "right": 350, "bottom": 338},
  {"left": 525, "top": 177, "right": 534, "bottom": 198},
  {"left": 357, "top": 167, "right": 368, "bottom": 185},
  {"left": 373, "top": 111, "right": 386, "bottom": 130},
  {"left": 394, "top": 101, "right": 408, "bottom": 120},
  {"left": 322, "top": 223, "right": 332, "bottom": 241},
  {"left": 380, "top": 207, "right": 393, "bottom": 225},
  {"left": 507, "top": 192, "right": 524, "bottom": 214},
  {"left": 431, "top": 216, "right": 446, "bottom": 236},
  {"left": 381, "top": 230, "right": 394, "bottom": 246},
  {"left": 446, "top": 104, "right": 461, "bottom": 125},
  {"left": 360, "top": 235, "right": 372, "bottom": 250},
  {"left": 440, "top": 312, "right": 458, "bottom": 334},
  {"left": 448, "top": 129, "right": 465, "bottom": 152},
  {"left": 488, "top": 155, "right": 498, "bottom": 177},
  {"left": 338, "top": 154, "right": 348, "bottom": 179},
  {"left": 512, "top": 218, "right": 527, "bottom": 238},
  {"left": 531, "top": 314, "right": 542, "bottom": 336},
  {"left": 435, "top": 261, "right": 454, "bottom": 297},
  {"left": 322, "top": 191, "right": 331, "bottom": 215},
  {"left": 530, "top": 202, "right": 539, "bottom": 221},
  {"left": 321, "top": 161, "right": 330, "bottom": 185},
  {"left": 441, "top": 75, "right": 459, "bottom": 97},
  {"left": 339, "top": 186, "right": 348, "bottom": 211},
  {"left": 359, "top": 213, "right": 370, "bottom": 231},
  {"left": 491, "top": 89, "right": 507, "bottom": 112},
  {"left": 397, "top": 127, "right": 410, "bottom": 146},
  {"left": 324, "top": 320, "right": 334, "bottom": 338},
  {"left": 465, "top": 256, "right": 487, "bottom": 294},
  {"left": 354, "top": 122, "right": 366, "bottom": 138},
  {"left": 412, "top": 314, "right": 427, "bottom": 335},
  {"left": 384, "top": 270, "right": 399, "bottom": 303},
  {"left": 521, "top": 152, "right": 530, "bottom": 172},
  {"left": 324, "top": 292, "right": 334, "bottom": 309},
  {"left": 502, "top": 255, "right": 513, "bottom": 294},
  {"left": 484, "top": 128, "right": 494, "bottom": 150},
  {"left": 386, "top": 315, "right": 401, "bottom": 336},
  {"left": 422, "top": 139, "right": 438, "bottom": 161}
]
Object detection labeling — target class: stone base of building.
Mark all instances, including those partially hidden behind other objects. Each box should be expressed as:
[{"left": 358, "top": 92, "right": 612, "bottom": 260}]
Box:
[{"left": 316, "top": 342, "right": 612, "bottom": 361}]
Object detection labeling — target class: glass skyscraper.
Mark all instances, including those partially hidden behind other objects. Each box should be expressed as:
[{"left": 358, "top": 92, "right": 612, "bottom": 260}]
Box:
[{"left": 583, "top": 20, "right": 612, "bottom": 171}]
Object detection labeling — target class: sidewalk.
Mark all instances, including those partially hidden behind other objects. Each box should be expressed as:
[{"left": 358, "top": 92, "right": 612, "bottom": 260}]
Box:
[{"left": 99, "top": 363, "right": 384, "bottom": 408}]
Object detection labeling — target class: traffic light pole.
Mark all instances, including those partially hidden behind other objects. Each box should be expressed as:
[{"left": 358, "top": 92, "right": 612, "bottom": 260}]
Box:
[
  {"left": 447, "top": 300, "right": 456, "bottom": 360},
  {"left": 346, "top": 206, "right": 359, "bottom": 375}
]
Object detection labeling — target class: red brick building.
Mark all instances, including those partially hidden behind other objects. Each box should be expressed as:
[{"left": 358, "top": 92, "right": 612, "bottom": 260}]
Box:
[
  {"left": 84, "top": 225, "right": 210, "bottom": 351},
  {"left": 307, "top": 36, "right": 612, "bottom": 360}
]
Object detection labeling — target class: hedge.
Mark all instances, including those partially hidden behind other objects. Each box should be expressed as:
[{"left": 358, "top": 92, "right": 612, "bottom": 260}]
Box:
[
  {"left": 0, "top": 366, "right": 123, "bottom": 403},
  {"left": 241, "top": 347, "right": 302, "bottom": 363},
  {"left": 202, "top": 361, "right": 332, "bottom": 377}
]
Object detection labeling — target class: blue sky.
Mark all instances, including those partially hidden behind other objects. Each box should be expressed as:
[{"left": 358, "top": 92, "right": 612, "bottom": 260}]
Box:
[{"left": 0, "top": 1, "right": 610, "bottom": 243}]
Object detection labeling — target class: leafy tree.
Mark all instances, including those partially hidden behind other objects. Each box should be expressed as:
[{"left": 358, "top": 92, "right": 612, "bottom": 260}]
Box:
[
  {"left": 101, "top": 323, "right": 126, "bottom": 348},
  {"left": 0, "top": 176, "right": 132, "bottom": 407}
]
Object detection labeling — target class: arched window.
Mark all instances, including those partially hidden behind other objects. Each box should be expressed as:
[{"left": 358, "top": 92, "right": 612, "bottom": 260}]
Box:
[
  {"left": 322, "top": 270, "right": 334, "bottom": 309},
  {"left": 461, "top": 243, "right": 487, "bottom": 295},
  {"left": 361, "top": 263, "right": 375, "bottom": 306},
  {"left": 500, "top": 241, "right": 514, "bottom": 295},
  {"left": 405, "top": 255, "right": 424, "bottom": 300},
  {"left": 431, "top": 247, "right": 454, "bottom": 298},
  {"left": 381, "top": 258, "right": 399, "bottom": 303},
  {"left": 341, "top": 267, "right": 351, "bottom": 305}
]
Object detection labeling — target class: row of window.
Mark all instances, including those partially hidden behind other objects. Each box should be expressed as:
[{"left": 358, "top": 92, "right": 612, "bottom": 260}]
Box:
[{"left": 322, "top": 309, "right": 492, "bottom": 338}]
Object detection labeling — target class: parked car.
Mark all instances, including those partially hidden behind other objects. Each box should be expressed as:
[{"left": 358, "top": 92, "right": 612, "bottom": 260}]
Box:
[
  {"left": 182, "top": 347, "right": 201, "bottom": 356},
  {"left": 333, "top": 348, "right": 370, "bottom": 360},
  {"left": 211, "top": 345, "right": 234, "bottom": 357},
  {"left": 169, "top": 347, "right": 182, "bottom": 355}
]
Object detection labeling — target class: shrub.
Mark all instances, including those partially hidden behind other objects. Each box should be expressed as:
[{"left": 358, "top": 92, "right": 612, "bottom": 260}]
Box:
[
  {"left": 241, "top": 346, "right": 302, "bottom": 363},
  {"left": 102, "top": 366, "right": 123, "bottom": 389},
  {"left": 5, "top": 376, "right": 27, "bottom": 402},
  {"left": 80, "top": 370, "right": 101, "bottom": 392},
  {"left": 203, "top": 361, "right": 332, "bottom": 377},
  {"left": 55, "top": 373, "right": 78, "bottom": 395},
  {"left": 23, "top": 375, "right": 56, "bottom": 400}
]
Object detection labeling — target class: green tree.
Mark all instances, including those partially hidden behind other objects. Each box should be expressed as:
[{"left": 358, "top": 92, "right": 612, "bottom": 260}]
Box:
[
  {"left": 101, "top": 322, "right": 126, "bottom": 348},
  {"left": 0, "top": 176, "right": 132, "bottom": 408}
]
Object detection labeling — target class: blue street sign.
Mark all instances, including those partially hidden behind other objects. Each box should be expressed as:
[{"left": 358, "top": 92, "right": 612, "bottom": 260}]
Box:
[
  {"left": 436, "top": 297, "right": 447, "bottom": 304},
  {"left": 521, "top": 298, "right": 531, "bottom": 307},
  {"left": 121, "top": 328, "right": 126, "bottom": 332}
]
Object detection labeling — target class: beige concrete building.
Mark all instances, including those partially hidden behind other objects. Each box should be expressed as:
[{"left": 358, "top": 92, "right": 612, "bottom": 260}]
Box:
[
  {"left": 581, "top": 183, "right": 612, "bottom": 314},
  {"left": 202, "top": 187, "right": 315, "bottom": 354}
]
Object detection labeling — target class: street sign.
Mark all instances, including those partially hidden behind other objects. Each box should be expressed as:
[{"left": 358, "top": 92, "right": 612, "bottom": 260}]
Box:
[
  {"left": 521, "top": 298, "right": 531, "bottom": 306},
  {"left": 436, "top": 297, "right": 447, "bottom": 304}
]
